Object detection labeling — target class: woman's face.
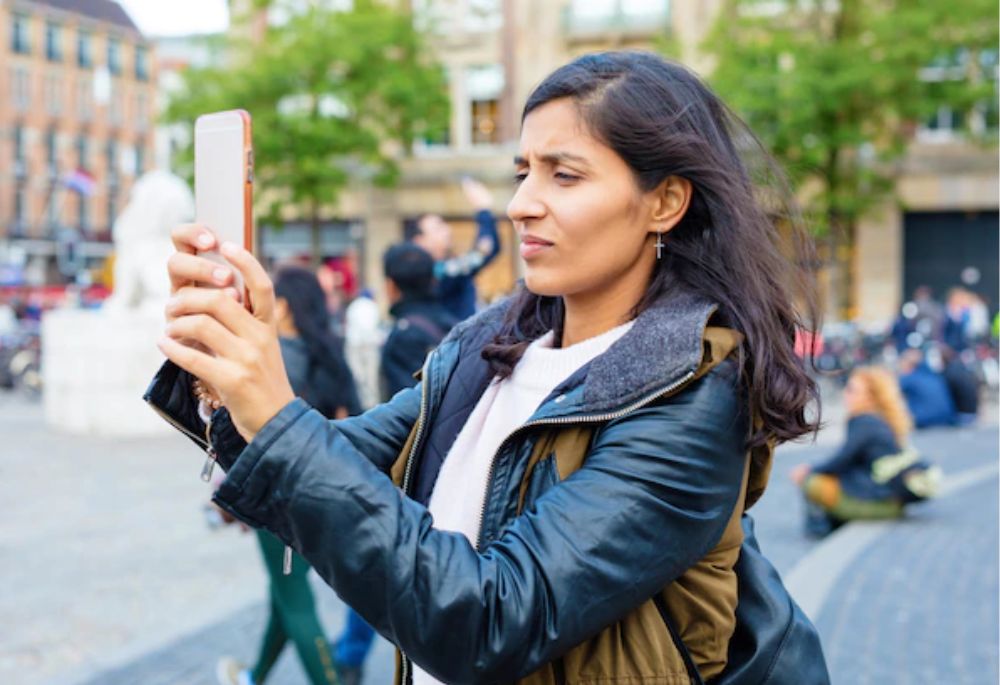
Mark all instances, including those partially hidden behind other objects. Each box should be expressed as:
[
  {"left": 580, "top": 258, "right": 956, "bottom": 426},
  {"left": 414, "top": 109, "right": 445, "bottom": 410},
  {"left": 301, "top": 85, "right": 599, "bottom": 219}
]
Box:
[
  {"left": 844, "top": 374, "right": 874, "bottom": 415},
  {"left": 508, "top": 99, "right": 671, "bottom": 300}
]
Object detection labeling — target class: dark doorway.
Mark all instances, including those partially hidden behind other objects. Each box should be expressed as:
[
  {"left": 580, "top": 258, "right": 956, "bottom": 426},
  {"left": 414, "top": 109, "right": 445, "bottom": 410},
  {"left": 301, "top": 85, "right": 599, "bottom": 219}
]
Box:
[{"left": 903, "top": 210, "right": 999, "bottom": 314}]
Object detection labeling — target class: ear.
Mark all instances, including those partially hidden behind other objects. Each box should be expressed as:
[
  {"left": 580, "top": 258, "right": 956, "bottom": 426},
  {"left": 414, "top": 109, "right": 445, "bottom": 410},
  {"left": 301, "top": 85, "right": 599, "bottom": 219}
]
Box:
[{"left": 646, "top": 175, "right": 692, "bottom": 234}]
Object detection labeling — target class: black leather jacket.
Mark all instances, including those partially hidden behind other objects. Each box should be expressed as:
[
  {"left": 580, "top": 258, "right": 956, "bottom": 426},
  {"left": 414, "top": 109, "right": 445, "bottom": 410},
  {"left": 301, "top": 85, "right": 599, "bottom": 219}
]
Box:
[{"left": 145, "top": 289, "right": 828, "bottom": 684}]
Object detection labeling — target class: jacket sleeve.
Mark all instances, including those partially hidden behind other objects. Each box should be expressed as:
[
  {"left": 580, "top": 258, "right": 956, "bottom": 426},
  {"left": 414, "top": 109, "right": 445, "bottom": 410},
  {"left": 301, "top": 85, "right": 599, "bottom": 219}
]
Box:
[
  {"left": 144, "top": 360, "right": 421, "bottom": 475},
  {"left": 211, "top": 363, "right": 748, "bottom": 684},
  {"left": 434, "top": 210, "right": 501, "bottom": 281},
  {"left": 811, "top": 417, "right": 867, "bottom": 475}
]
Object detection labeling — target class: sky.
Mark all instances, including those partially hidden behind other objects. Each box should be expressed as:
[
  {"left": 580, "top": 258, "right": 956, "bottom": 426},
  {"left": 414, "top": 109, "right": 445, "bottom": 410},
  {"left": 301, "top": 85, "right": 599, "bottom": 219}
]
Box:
[{"left": 118, "top": 0, "right": 230, "bottom": 37}]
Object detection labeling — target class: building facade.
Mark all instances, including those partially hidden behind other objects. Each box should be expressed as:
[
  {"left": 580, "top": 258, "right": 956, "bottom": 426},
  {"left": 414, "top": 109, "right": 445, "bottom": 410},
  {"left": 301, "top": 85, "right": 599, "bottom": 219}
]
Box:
[
  {"left": 228, "top": 0, "right": 998, "bottom": 322},
  {"left": 0, "top": 0, "right": 156, "bottom": 286}
]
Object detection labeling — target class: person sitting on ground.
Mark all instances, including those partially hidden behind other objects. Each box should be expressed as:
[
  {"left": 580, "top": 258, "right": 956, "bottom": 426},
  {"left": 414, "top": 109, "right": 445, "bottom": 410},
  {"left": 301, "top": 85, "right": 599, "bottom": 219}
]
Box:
[
  {"left": 897, "top": 348, "right": 957, "bottom": 428},
  {"left": 405, "top": 177, "right": 501, "bottom": 320},
  {"left": 791, "top": 367, "right": 922, "bottom": 536}
]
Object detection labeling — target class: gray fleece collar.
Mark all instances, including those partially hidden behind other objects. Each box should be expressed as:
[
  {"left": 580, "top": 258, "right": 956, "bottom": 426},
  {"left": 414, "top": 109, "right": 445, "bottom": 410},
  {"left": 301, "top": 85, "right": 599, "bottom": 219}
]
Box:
[{"left": 448, "top": 287, "right": 719, "bottom": 414}]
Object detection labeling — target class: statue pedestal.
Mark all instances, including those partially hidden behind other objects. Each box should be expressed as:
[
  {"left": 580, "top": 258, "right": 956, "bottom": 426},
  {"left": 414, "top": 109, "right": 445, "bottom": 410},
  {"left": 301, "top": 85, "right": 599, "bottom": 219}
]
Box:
[{"left": 42, "top": 308, "right": 171, "bottom": 436}]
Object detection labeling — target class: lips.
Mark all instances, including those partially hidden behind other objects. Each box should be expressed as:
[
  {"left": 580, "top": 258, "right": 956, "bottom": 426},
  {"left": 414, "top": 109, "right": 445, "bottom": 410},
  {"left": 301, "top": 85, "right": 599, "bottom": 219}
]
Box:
[
  {"left": 519, "top": 235, "right": 554, "bottom": 260},
  {"left": 521, "top": 234, "right": 554, "bottom": 246}
]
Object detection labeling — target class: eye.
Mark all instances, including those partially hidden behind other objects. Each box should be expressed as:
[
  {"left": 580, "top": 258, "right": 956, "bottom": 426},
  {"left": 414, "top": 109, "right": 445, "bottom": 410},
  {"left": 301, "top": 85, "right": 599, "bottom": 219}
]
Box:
[
  {"left": 554, "top": 171, "right": 580, "bottom": 183},
  {"left": 513, "top": 172, "right": 528, "bottom": 185}
]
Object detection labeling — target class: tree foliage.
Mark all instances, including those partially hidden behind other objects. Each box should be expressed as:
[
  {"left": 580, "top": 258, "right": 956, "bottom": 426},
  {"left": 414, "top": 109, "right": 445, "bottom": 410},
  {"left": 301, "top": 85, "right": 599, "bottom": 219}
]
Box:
[
  {"left": 166, "top": 0, "right": 450, "bottom": 228},
  {"left": 705, "top": 0, "right": 998, "bottom": 234},
  {"left": 701, "top": 0, "right": 997, "bottom": 315}
]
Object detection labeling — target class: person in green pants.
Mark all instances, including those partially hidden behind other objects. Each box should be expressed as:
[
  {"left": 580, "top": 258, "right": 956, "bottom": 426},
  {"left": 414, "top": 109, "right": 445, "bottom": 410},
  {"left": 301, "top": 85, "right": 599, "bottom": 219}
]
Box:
[{"left": 215, "top": 266, "right": 363, "bottom": 685}]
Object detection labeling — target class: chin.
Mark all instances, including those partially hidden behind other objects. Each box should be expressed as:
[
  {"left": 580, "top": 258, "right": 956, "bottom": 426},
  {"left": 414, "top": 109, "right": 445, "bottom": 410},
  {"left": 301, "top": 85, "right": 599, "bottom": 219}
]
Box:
[{"left": 523, "top": 270, "right": 569, "bottom": 298}]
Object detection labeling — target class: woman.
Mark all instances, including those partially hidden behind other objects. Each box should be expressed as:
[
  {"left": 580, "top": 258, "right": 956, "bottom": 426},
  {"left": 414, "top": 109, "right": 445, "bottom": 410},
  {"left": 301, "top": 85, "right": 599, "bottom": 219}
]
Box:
[
  {"left": 148, "top": 52, "right": 828, "bottom": 683},
  {"left": 215, "top": 265, "right": 361, "bottom": 685},
  {"left": 792, "top": 367, "right": 924, "bottom": 536}
]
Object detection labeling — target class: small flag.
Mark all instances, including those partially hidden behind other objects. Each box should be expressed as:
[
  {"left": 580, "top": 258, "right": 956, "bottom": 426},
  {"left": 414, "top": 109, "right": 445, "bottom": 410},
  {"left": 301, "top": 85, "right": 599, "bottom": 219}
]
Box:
[{"left": 64, "top": 169, "right": 96, "bottom": 196}]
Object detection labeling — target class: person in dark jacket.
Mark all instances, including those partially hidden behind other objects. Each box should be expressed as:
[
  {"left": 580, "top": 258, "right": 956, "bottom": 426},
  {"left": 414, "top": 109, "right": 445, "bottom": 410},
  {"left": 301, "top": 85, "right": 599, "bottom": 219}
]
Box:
[
  {"left": 405, "top": 177, "right": 501, "bottom": 320},
  {"left": 791, "top": 367, "right": 918, "bottom": 536},
  {"left": 330, "top": 243, "right": 460, "bottom": 683},
  {"left": 151, "top": 52, "right": 830, "bottom": 683},
  {"left": 898, "top": 349, "right": 957, "bottom": 428},
  {"left": 380, "top": 243, "right": 459, "bottom": 400},
  {"left": 941, "top": 346, "right": 979, "bottom": 425},
  {"left": 215, "top": 266, "right": 360, "bottom": 685}
]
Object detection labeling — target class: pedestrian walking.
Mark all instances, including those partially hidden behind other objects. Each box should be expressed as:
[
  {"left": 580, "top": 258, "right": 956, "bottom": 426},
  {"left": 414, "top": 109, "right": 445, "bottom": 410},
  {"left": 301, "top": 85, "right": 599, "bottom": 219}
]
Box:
[
  {"left": 149, "top": 52, "right": 829, "bottom": 683},
  {"left": 215, "top": 265, "right": 360, "bottom": 685}
]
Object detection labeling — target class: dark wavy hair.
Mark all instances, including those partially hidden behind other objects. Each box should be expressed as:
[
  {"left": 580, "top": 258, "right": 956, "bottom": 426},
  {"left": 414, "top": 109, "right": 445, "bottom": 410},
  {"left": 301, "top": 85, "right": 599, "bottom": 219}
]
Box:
[
  {"left": 481, "top": 51, "right": 821, "bottom": 447},
  {"left": 274, "top": 265, "right": 361, "bottom": 418}
]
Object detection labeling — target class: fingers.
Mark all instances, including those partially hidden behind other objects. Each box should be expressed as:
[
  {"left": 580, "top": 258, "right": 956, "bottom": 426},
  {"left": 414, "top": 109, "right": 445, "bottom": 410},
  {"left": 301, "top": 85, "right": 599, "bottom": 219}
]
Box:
[
  {"left": 165, "top": 314, "right": 241, "bottom": 358},
  {"left": 171, "top": 224, "right": 217, "bottom": 255},
  {"left": 167, "top": 286, "right": 254, "bottom": 335},
  {"left": 168, "top": 252, "right": 234, "bottom": 294},
  {"left": 220, "top": 242, "right": 275, "bottom": 324},
  {"left": 157, "top": 334, "right": 226, "bottom": 386}
]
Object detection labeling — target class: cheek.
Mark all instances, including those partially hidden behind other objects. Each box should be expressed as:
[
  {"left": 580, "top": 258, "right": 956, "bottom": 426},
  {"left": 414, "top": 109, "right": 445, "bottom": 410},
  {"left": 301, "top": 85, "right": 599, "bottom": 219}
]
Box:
[{"left": 523, "top": 194, "right": 648, "bottom": 296}]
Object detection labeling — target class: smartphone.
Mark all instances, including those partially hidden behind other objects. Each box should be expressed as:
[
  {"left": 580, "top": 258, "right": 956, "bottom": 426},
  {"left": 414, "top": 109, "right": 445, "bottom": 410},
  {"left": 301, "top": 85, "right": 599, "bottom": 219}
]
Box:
[{"left": 194, "top": 109, "right": 255, "bottom": 306}]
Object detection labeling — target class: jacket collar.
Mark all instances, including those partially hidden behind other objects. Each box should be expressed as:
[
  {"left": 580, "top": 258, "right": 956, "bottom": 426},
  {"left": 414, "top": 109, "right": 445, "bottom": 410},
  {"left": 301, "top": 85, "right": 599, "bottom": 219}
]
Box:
[{"left": 444, "top": 286, "right": 720, "bottom": 416}]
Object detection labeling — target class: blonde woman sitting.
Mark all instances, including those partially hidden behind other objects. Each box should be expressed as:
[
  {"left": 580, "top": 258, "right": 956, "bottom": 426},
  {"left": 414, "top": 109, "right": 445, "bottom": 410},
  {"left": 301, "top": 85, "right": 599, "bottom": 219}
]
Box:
[{"left": 791, "top": 367, "right": 939, "bottom": 536}]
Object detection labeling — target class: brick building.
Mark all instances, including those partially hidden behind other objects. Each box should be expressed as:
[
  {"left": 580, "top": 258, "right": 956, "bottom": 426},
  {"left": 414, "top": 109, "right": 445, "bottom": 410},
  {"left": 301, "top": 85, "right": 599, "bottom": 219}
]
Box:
[{"left": 0, "top": 0, "right": 156, "bottom": 285}]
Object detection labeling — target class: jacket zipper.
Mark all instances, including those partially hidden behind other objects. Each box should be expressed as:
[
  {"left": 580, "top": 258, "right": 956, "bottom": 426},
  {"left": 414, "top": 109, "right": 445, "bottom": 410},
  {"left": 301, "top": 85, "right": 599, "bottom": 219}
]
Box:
[
  {"left": 147, "top": 400, "right": 210, "bottom": 450},
  {"left": 473, "top": 369, "right": 697, "bottom": 551},
  {"left": 399, "top": 354, "right": 434, "bottom": 685},
  {"left": 148, "top": 398, "right": 296, "bottom": 573}
]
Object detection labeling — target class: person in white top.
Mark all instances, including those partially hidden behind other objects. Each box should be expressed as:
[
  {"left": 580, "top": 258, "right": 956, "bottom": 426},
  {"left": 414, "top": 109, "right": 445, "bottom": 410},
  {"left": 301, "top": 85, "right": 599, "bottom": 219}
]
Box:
[{"left": 155, "top": 51, "right": 826, "bottom": 684}]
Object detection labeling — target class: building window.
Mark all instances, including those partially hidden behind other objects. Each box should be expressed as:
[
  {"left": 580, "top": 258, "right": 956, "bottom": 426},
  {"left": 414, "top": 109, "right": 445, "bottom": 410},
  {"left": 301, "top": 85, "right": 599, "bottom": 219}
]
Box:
[
  {"left": 466, "top": 65, "right": 504, "bottom": 146},
  {"left": 14, "top": 125, "right": 25, "bottom": 162},
  {"left": 106, "top": 190, "right": 118, "bottom": 230},
  {"left": 14, "top": 186, "right": 28, "bottom": 233},
  {"left": 106, "top": 139, "right": 118, "bottom": 187},
  {"left": 134, "top": 140, "right": 145, "bottom": 176},
  {"left": 135, "top": 45, "right": 149, "bottom": 81},
  {"left": 11, "top": 67, "right": 31, "bottom": 112},
  {"left": 45, "top": 21, "right": 62, "bottom": 61},
  {"left": 13, "top": 125, "right": 27, "bottom": 180},
  {"left": 78, "top": 193, "right": 90, "bottom": 231},
  {"left": 77, "top": 30, "right": 92, "bottom": 68},
  {"left": 135, "top": 92, "right": 148, "bottom": 131},
  {"left": 12, "top": 13, "right": 31, "bottom": 54},
  {"left": 109, "top": 89, "right": 123, "bottom": 125},
  {"left": 76, "top": 134, "right": 88, "bottom": 168},
  {"left": 44, "top": 74, "right": 63, "bottom": 115},
  {"left": 46, "top": 128, "right": 58, "bottom": 177},
  {"left": 77, "top": 77, "right": 93, "bottom": 120},
  {"left": 107, "top": 38, "right": 122, "bottom": 75},
  {"left": 471, "top": 98, "right": 500, "bottom": 145}
]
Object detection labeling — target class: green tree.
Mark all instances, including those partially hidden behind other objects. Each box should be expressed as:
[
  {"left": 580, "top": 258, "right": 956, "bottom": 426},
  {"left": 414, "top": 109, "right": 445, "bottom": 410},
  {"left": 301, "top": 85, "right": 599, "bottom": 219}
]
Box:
[
  {"left": 166, "top": 0, "right": 449, "bottom": 261},
  {"left": 702, "top": 0, "right": 997, "bottom": 318}
]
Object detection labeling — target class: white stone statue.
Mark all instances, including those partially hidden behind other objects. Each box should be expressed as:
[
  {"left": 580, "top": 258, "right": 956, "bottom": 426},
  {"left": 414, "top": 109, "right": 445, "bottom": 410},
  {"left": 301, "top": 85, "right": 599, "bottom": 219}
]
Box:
[
  {"left": 43, "top": 170, "right": 193, "bottom": 436},
  {"left": 103, "top": 170, "right": 194, "bottom": 315}
]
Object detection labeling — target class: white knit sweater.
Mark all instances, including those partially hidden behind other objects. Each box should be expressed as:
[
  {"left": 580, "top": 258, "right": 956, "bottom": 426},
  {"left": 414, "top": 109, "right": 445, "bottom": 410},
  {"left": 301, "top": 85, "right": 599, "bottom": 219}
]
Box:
[{"left": 414, "top": 319, "right": 634, "bottom": 685}]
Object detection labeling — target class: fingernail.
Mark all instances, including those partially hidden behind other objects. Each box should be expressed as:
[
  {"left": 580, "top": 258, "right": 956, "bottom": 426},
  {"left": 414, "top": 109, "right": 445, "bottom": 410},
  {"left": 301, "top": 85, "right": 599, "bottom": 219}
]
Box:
[
  {"left": 198, "top": 233, "right": 214, "bottom": 248},
  {"left": 213, "top": 268, "right": 230, "bottom": 284},
  {"left": 221, "top": 241, "right": 238, "bottom": 256}
]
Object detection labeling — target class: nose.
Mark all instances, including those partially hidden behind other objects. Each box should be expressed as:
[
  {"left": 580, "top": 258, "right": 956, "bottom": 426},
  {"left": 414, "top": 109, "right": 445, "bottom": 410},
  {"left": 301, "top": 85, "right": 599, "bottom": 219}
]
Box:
[{"left": 506, "top": 176, "right": 546, "bottom": 224}]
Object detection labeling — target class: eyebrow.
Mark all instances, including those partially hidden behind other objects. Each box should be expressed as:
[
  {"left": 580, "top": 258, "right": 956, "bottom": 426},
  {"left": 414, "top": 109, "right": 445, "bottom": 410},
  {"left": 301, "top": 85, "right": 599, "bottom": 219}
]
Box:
[{"left": 513, "top": 152, "right": 590, "bottom": 167}]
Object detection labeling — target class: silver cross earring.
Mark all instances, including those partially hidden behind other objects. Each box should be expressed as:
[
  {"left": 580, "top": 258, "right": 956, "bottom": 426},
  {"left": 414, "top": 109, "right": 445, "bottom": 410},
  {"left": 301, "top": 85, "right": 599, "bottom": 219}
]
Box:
[{"left": 654, "top": 231, "right": 665, "bottom": 260}]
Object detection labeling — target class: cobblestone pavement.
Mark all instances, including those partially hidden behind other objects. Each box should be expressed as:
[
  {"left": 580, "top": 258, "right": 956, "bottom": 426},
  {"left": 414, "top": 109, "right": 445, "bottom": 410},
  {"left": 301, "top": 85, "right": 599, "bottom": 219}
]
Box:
[{"left": 5, "top": 387, "right": 997, "bottom": 685}]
